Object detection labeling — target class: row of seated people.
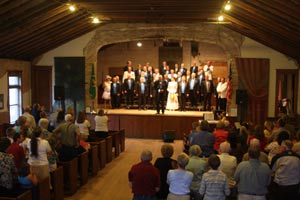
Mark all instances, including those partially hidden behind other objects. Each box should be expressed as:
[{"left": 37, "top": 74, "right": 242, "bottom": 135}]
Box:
[
  {"left": 0, "top": 109, "right": 120, "bottom": 199},
  {"left": 129, "top": 127, "right": 300, "bottom": 200}
]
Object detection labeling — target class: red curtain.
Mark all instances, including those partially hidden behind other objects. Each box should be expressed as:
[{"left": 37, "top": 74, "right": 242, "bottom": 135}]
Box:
[{"left": 235, "top": 58, "right": 269, "bottom": 125}]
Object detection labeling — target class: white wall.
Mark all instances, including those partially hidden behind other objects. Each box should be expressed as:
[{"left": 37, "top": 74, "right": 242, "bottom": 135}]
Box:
[{"left": 240, "top": 38, "right": 299, "bottom": 117}]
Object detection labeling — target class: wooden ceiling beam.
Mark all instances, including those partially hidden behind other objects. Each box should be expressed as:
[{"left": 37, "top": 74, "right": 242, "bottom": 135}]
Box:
[
  {"left": 0, "top": 7, "right": 74, "bottom": 44},
  {"left": 224, "top": 14, "right": 299, "bottom": 59},
  {"left": 232, "top": 1, "right": 300, "bottom": 44},
  {"left": 270, "top": 0, "right": 300, "bottom": 18},
  {"left": 253, "top": 0, "right": 300, "bottom": 26},
  {"left": 0, "top": 0, "right": 32, "bottom": 15},
  {"left": 3, "top": 15, "right": 92, "bottom": 55}
]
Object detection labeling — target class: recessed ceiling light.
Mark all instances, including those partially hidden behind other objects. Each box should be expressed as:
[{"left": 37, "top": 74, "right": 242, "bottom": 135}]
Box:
[
  {"left": 137, "top": 42, "right": 142, "bottom": 47},
  {"left": 92, "top": 17, "right": 100, "bottom": 24},
  {"left": 69, "top": 5, "right": 76, "bottom": 12},
  {"left": 225, "top": 4, "right": 231, "bottom": 11},
  {"left": 218, "top": 15, "right": 224, "bottom": 21}
]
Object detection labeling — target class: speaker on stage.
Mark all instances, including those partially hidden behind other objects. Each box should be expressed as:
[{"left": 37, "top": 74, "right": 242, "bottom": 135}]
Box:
[
  {"left": 162, "top": 130, "right": 175, "bottom": 143},
  {"left": 236, "top": 89, "right": 247, "bottom": 105},
  {"left": 54, "top": 85, "right": 65, "bottom": 100}
]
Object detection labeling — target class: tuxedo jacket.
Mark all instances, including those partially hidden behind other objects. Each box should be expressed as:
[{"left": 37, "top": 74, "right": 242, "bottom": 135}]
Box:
[
  {"left": 154, "top": 80, "right": 167, "bottom": 95},
  {"left": 201, "top": 80, "right": 214, "bottom": 94},
  {"left": 135, "top": 82, "right": 148, "bottom": 96},
  {"left": 187, "top": 79, "right": 198, "bottom": 91},
  {"left": 178, "top": 81, "right": 189, "bottom": 96},
  {"left": 110, "top": 82, "right": 121, "bottom": 95},
  {"left": 123, "top": 78, "right": 135, "bottom": 92}
]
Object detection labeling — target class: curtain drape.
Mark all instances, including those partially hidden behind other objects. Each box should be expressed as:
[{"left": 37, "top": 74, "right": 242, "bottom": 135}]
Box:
[{"left": 235, "top": 58, "right": 269, "bottom": 125}]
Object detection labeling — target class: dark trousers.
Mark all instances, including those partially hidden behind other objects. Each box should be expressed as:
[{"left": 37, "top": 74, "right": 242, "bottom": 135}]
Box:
[
  {"left": 133, "top": 194, "right": 156, "bottom": 200},
  {"left": 203, "top": 93, "right": 212, "bottom": 111},
  {"left": 58, "top": 145, "right": 79, "bottom": 161},
  {"left": 178, "top": 95, "right": 186, "bottom": 111},
  {"left": 126, "top": 90, "right": 134, "bottom": 106},
  {"left": 138, "top": 94, "right": 147, "bottom": 109},
  {"left": 273, "top": 183, "right": 300, "bottom": 200},
  {"left": 156, "top": 94, "right": 165, "bottom": 114},
  {"left": 111, "top": 93, "right": 120, "bottom": 108},
  {"left": 219, "top": 98, "right": 227, "bottom": 111},
  {"left": 189, "top": 90, "right": 197, "bottom": 107},
  {"left": 215, "top": 94, "right": 220, "bottom": 110}
]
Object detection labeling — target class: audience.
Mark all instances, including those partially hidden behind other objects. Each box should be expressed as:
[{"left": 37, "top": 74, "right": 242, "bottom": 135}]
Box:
[
  {"left": 234, "top": 147, "right": 271, "bottom": 200},
  {"left": 7, "top": 132, "right": 25, "bottom": 169},
  {"left": 191, "top": 120, "right": 215, "bottom": 157},
  {"left": 199, "top": 154, "right": 230, "bottom": 200},
  {"left": 242, "top": 138, "right": 269, "bottom": 165},
  {"left": 94, "top": 109, "right": 109, "bottom": 138},
  {"left": 75, "top": 111, "right": 91, "bottom": 141},
  {"left": 213, "top": 121, "right": 228, "bottom": 151},
  {"left": 154, "top": 144, "right": 177, "bottom": 200},
  {"left": 17, "top": 163, "right": 38, "bottom": 189},
  {"left": 128, "top": 149, "right": 160, "bottom": 200},
  {"left": 27, "top": 127, "right": 52, "bottom": 182},
  {"left": 185, "top": 145, "right": 207, "bottom": 200},
  {"left": 292, "top": 131, "right": 300, "bottom": 156},
  {"left": 167, "top": 153, "right": 193, "bottom": 200},
  {"left": 270, "top": 140, "right": 300, "bottom": 200},
  {"left": 217, "top": 141, "right": 237, "bottom": 188}
]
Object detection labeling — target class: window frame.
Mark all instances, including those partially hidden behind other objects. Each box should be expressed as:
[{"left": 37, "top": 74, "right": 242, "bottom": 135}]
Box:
[{"left": 7, "top": 71, "right": 22, "bottom": 124}]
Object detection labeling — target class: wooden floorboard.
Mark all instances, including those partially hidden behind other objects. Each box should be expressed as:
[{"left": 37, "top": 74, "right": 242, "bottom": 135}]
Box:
[{"left": 65, "top": 138, "right": 184, "bottom": 200}]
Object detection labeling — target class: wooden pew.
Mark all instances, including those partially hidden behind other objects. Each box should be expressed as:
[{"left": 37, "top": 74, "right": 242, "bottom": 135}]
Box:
[
  {"left": 39, "top": 176, "right": 51, "bottom": 200},
  {"left": 89, "top": 144, "right": 99, "bottom": 176},
  {"left": 51, "top": 166, "right": 64, "bottom": 200},
  {"left": 109, "top": 131, "right": 121, "bottom": 158},
  {"left": 78, "top": 151, "right": 89, "bottom": 185},
  {"left": 58, "top": 157, "right": 78, "bottom": 195},
  {"left": 119, "top": 129, "right": 125, "bottom": 152},
  {"left": 0, "top": 190, "right": 32, "bottom": 200},
  {"left": 105, "top": 136, "right": 113, "bottom": 163},
  {"left": 99, "top": 140, "right": 106, "bottom": 169}
]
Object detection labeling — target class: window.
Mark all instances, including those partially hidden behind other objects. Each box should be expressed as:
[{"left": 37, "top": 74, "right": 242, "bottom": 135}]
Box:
[{"left": 8, "top": 72, "right": 22, "bottom": 124}]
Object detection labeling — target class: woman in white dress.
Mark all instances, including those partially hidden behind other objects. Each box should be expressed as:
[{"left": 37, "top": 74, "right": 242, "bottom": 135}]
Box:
[
  {"left": 102, "top": 75, "right": 112, "bottom": 108},
  {"left": 166, "top": 77, "right": 179, "bottom": 111}
]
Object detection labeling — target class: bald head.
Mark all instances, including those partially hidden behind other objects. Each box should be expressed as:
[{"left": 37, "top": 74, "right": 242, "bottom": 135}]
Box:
[
  {"left": 219, "top": 141, "right": 231, "bottom": 153},
  {"left": 249, "top": 138, "right": 261, "bottom": 149}
]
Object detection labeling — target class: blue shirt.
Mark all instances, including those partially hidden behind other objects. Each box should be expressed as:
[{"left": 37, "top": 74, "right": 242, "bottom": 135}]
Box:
[
  {"left": 234, "top": 159, "right": 271, "bottom": 195},
  {"left": 141, "top": 83, "right": 145, "bottom": 94},
  {"left": 167, "top": 169, "right": 193, "bottom": 195}
]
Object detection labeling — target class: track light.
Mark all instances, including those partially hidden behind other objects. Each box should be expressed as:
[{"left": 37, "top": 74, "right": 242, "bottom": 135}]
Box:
[
  {"left": 68, "top": 4, "right": 76, "bottom": 12},
  {"left": 92, "top": 17, "right": 100, "bottom": 24},
  {"left": 218, "top": 15, "right": 224, "bottom": 21}
]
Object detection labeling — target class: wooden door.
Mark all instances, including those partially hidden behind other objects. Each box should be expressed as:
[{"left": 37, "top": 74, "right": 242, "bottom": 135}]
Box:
[{"left": 31, "top": 65, "right": 52, "bottom": 111}]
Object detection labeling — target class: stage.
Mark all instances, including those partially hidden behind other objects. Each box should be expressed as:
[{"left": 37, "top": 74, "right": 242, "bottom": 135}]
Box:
[{"left": 87, "top": 108, "right": 214, "bottom": 139}]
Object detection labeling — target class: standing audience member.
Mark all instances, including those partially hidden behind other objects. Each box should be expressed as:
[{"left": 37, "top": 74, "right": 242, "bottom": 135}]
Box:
[
  {"left": 269, "top": 118, "right": 290, "bottom": 143},
  {"left": 53, "top": 114, "right": 81, "bottom": 161},
  {"left": 263, "top": 120, "right": 274, "bottom": 142},
  {"left": 191, "top": 120, "right": 215, "bottom": 157},
  {"left": 0, "top": 138, "right": 17, "bottom": 193},
  {"left": 31, "top": 103, "right": 41, "bottom": 125},
  {"left": 270, "top": 140, "right": 300, "bottom": 200},
  {"left": 128, "top": 150, "right": 160, "bottom": 200},
  {"left": 38, "top": 111, "right": 49, "bottom": 131},
  {"left": 234, "top": 147, "right": 271, "bottom": 200},
  {"left": 167, "top": 153, "right": 193, "bottom": 200},
  {"left": 213, "top": 121, "right": 228, "bottom": 152},
  {"left": 7, "top": 133, "right": 25, "bottom": 170},
  {"left": 217, "top": 142, "right": 237, "bottom": 188},
  {"left": 154, "top": 144, "right": 177, "bottom": 200},
  {"left": 199, "top": 154, "right": 230, "bottom": 200},
  {"left": 292, "top": 131, "right": 300, "bottom": 156},
  {"left": 186, "top": 145, "right": 207, "bottom": 200},
  {"left": 17, "top": 163, "right": 38, "bottom": 189},
  {"left": 94, "top": 109, "right": 109, "bottom": 138},
  {"left": 27, "top": 127, "right": 52, "bottom": 182},
  {"left": 6, "top": 127, "right": 15, "bottom": 144},
  {"left": 75, "top": 111, "right": 91, "bottom": 141},
  {"left": 22, "top": 106, "right": 36, "bottom": 129},
  {"left": 242, "top": 138, "right": 269, "bottom": 165}
]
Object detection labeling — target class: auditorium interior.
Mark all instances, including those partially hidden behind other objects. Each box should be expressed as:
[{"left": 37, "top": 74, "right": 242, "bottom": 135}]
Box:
[{"left": 0, "top": 0, "right": 300, "bottom": 200}]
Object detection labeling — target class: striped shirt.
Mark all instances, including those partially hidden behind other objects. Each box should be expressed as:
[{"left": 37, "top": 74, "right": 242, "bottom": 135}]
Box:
[{"left": 199, "top": 169, "right": 230, "bottom": 200}]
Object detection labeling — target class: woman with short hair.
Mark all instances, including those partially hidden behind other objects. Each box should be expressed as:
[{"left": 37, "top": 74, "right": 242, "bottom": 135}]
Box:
[{"left": 94, "top": 109, "right": 109, "bottom": 138}]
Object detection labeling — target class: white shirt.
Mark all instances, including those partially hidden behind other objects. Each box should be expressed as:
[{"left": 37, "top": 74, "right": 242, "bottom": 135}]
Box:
[
  {"left": 23, "top": 112, "right": 36, "bottom": 128},
  {"left": 217, "top": 82, "right": 228, "bottom": 98},
  {"left": 27, "top": 138, "right": 51, "bottom": 166},
  {"left": 95, "top": 115, "right": 108, "bottom": 132},
  {"left": 203, "top": 65, "right": 214, "bottom": 80},
  {"left": 76, "top": 119, "right": 91, "bottom": 136},
  {"left": 218, "top": 153, "right": 237, "bottom": 181},
  {"left": 122, "top": 71, "right": 135, "bottom": 82}
]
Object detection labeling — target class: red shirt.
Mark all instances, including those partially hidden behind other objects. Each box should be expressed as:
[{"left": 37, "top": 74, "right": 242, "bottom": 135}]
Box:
[
  {"left": 213, "top": 129, "right": 228, "bottom": 151},
  {"left": 7, "top": 142, "right": 25, "bottom": 169},
  {"left": 128, "top": 161, "right": 160, "bottom": 195}
]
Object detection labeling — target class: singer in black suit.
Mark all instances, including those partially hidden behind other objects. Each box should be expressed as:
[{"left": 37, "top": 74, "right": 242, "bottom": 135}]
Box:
[
  {"left": 201, "top": 76, "right": 214, "bottom": 111},
  {"left": 110, "top": 77, "right": 121, "bottom": 109},
  {"left": 178, "top": 76, "right": 189, "bottom": 111},
  {"left": 135, "top": 77, "right": 148, "bottom": 110},
  {"left": 154, "top": 76, "right": 167, "bottom": 114},
  {"left": 123, "top": 75, "right": 135, "bottom": 109}
]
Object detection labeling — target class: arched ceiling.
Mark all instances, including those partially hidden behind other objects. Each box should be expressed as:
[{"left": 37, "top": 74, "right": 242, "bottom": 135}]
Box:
[{"left": 0, "top": 0, "right": 299, "bottom": 63}]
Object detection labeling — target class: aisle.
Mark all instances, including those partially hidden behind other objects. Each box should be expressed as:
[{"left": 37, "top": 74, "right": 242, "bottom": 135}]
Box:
[{"left": 65, "top": 138, "right": 184, "bottom": 200}]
